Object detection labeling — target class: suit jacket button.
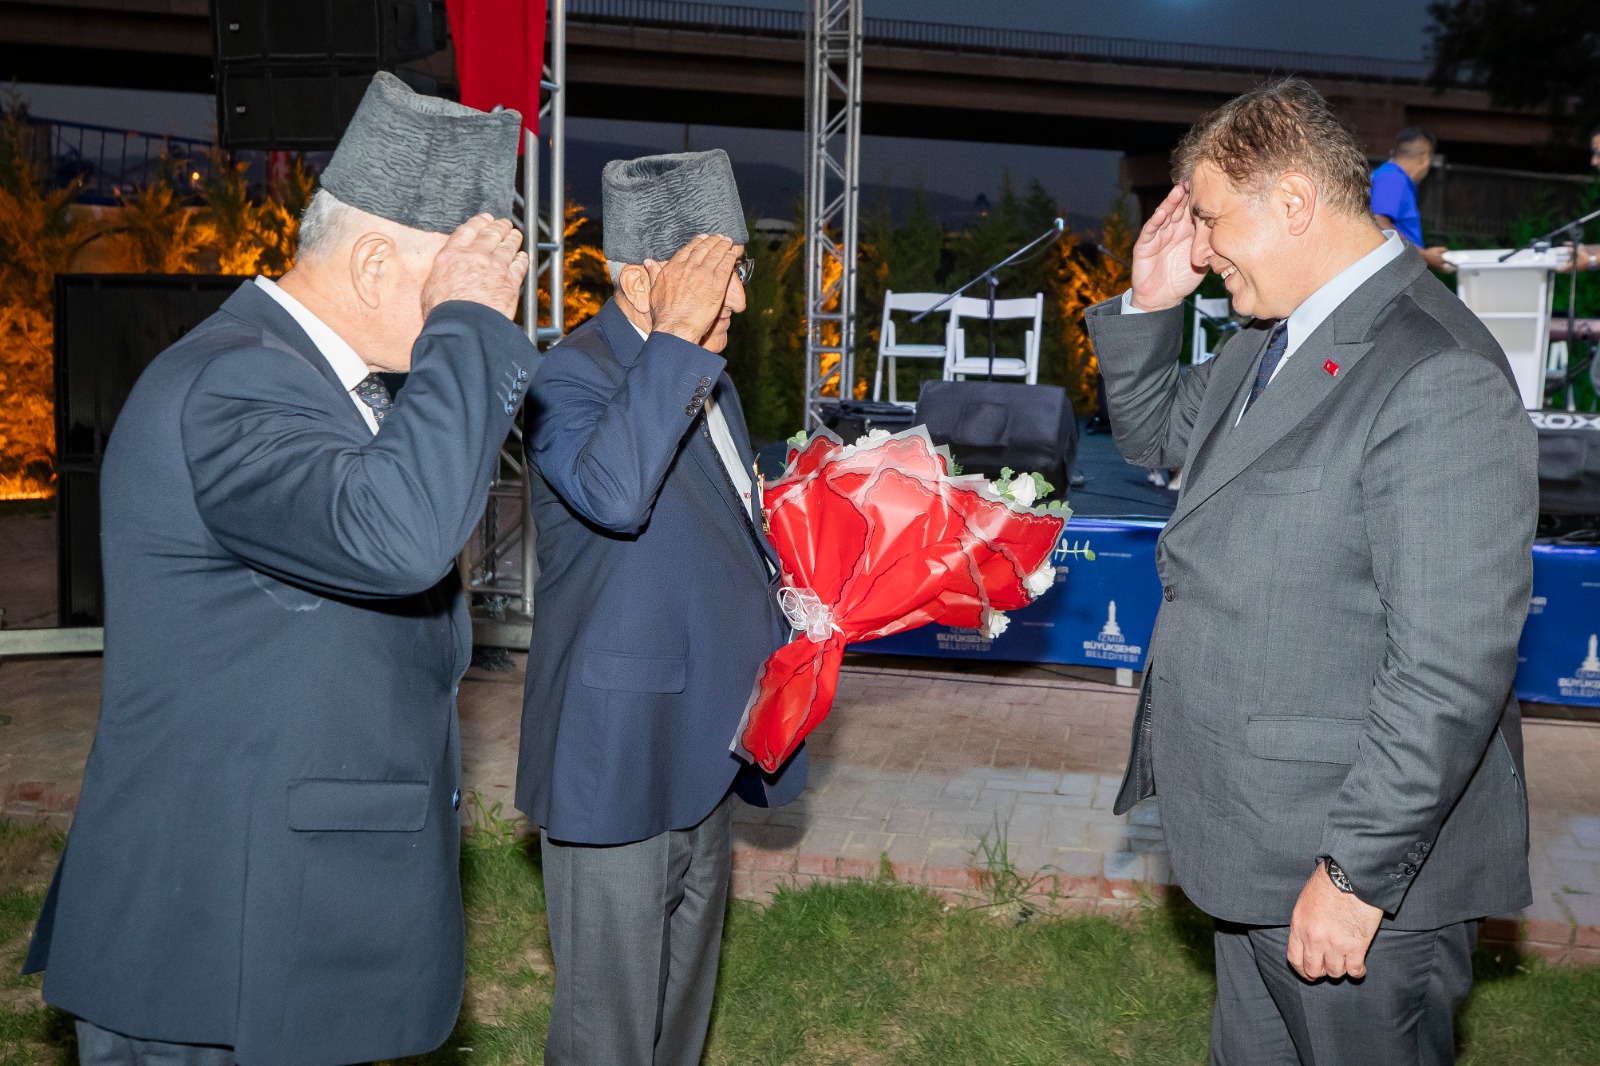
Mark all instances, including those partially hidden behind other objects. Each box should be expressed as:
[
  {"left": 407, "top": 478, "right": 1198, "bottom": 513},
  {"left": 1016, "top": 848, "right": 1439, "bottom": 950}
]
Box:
[
  {"left": 699, "top": 376, "right": 713, "bottom": 387},
  {"left": 1163, "top": 587, "right": 1175, "bottom": 602},
  {"left": 451, "top": 788, "right": 461, "bottom": 811},
  {"left": 686, "top": 404, "right": 697, "bottom": 417},
  {"left": 504, "top": 400, "right": 517, "bottom": 415}
]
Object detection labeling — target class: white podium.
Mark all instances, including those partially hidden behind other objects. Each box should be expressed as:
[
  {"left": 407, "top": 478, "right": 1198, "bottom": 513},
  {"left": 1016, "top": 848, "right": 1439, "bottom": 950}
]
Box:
[{"left": 1444, "top": 247, "right": 1572, "bottom": 410}]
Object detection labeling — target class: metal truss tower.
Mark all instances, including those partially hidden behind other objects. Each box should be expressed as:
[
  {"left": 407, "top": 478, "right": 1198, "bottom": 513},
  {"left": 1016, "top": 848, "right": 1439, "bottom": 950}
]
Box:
[
  {"left": 802, "top": 0, "right": 864, "bottom": 432},
  {"left": 459, "top": 0, "right": 567, "bottom": 648}
]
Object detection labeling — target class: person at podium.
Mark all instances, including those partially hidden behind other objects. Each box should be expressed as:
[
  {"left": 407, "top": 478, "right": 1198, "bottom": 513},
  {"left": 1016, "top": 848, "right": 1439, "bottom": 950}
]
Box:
[
  {"left": 1369, "top": 127, "right": 1454, "bottom": 274},
  {"left": 1558, "top": 122, "right": 1600, "bottom": 272}
]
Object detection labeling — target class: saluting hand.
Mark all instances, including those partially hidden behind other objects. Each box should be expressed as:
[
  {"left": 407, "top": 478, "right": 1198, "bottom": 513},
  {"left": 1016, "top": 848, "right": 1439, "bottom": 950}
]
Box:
[
  {"left": 645, "top": 235, "right": 742, "bottom": 348},
  {"left": 421, "top": 214, "right": 529, "bottom": 321},
  {"left": 1130, "top": 184, "right": 1207, "bottom": 312}
]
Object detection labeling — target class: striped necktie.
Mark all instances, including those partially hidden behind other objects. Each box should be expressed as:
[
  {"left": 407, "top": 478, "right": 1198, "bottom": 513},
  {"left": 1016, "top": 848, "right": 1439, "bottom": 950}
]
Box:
[
  {"left": 1242, "top": 323, "right": 1289, "bottom": 416},
  {"left": 354, "top": 373, "right": 393, "bottom": 426}
]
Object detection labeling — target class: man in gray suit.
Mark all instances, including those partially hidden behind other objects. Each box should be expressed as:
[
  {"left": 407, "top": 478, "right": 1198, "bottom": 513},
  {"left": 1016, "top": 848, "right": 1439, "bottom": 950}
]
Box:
[
  {"left": 26, "top": 74, "right": 534, "bottom": 1065},
  {"left": 1085, "top": 79, "right": 1536, "bottom": 1065}
]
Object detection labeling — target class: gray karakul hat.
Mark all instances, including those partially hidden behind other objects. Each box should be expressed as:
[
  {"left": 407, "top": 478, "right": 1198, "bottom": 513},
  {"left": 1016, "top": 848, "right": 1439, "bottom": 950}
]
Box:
[
  {"left": 320, "top": 72, "right": 522, "bottom": 234},
  {"left": 602, "top": 149, "right": 750, "bottom": 264}
]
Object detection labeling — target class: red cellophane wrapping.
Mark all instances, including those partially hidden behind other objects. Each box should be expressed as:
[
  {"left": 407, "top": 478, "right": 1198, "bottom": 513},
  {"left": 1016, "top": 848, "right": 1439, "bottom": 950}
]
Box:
[{"left": 733, "top": 428, "right": 1066, "bottom": 772}]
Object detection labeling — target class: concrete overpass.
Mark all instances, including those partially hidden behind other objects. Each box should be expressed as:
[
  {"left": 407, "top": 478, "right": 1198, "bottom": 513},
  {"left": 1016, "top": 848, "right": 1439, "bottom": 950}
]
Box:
[{"left": 1, "top": 0, "right": 1581, "bottom": 210}]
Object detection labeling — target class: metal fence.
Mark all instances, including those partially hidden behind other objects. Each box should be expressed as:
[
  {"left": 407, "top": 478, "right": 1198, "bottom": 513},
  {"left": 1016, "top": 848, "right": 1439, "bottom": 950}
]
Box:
[
  {"left": 1420, "top": 162, "right": 1599, "bottom": 246},
  {"left": 568, "top": 0, "right": 1444, "bottom": 83},
  {"left": 25, "top": 117, "right": 216, "bottom": 205}
]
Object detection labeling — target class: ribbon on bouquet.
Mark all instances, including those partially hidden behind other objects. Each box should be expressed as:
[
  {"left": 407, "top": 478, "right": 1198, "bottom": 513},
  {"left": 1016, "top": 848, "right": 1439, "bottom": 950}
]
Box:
[{"left": 778, "top": 586, "right": 842, "bottom": 644}]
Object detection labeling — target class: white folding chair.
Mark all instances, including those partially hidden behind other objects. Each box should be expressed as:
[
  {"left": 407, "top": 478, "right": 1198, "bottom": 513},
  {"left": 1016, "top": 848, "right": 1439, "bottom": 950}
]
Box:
[
  {"left": 873, "top": 290, "right": 954, "bottom": 405},
  {"left": 943, "top": 294, "right": 1044, "bottom": 384}
]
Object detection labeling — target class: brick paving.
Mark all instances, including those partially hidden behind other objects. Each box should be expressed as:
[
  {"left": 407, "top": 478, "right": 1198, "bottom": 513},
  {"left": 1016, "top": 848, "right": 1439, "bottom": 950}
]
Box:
[{"left": 3, "top": 512, "right": 1598, "bottom": 964}]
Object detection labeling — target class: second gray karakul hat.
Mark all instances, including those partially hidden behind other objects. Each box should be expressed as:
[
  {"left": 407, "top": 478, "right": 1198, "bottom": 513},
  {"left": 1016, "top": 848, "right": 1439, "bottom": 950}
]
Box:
[
  {"left": 320, "top": 72, "right": 522, "bottom": 234},
  {"left": 602, "top": 149, "right": 750, "bottom": 264}
]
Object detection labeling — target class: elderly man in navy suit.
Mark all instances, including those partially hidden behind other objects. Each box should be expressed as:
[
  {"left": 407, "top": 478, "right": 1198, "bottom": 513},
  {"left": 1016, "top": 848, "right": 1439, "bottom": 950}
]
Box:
[
  {"left": 26, "top": 73, "right": 536, "bottom": 1066},
  {"left": 517, "top": 150, "right": 807, "bottom": 1066}
]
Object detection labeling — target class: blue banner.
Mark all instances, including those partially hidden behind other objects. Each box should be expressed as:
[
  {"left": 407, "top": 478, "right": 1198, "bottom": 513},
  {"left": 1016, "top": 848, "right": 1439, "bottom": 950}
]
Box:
[
  {"left": 856, "top": 519, "right": 1165, "bottom": 670},
  {"left": 858, "top": 519, "right": 1600, "bottom": 709},
  {"left": 1516, "top": 542, "right": 1600, "bottom": 706}
]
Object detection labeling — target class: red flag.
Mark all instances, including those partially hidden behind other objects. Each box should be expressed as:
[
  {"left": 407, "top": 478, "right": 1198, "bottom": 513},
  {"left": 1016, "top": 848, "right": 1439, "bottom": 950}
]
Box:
[{"left": 446, "top": 0, "right": 546, "bottom": 145}]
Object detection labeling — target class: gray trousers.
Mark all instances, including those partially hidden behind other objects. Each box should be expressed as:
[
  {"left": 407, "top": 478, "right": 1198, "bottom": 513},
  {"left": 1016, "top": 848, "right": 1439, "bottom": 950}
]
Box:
[
  {"left": 75, "top": 1021, "right": 234, "bottom": 1066},
  {"left": 540, "top": 794, "right": 733, "bottom": 1066},
  {"left": 1210, "top": 919, "right": 1477, "bottom": 1066}
]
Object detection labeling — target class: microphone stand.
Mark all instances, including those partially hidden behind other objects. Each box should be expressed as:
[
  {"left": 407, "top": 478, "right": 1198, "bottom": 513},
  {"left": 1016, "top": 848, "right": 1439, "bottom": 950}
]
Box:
[
  {"left": 913, "top": 218, "right": 1066, "bottom": 380},
  {"left": 1500, "top": 207, "right": 1599, "bottom": 408}
]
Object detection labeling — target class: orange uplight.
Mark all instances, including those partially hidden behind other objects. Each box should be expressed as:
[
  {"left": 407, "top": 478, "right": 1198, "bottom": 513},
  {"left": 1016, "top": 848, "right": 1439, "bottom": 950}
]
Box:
[{"left": 0, "top": 476, "right": 53, "bottom": 501}]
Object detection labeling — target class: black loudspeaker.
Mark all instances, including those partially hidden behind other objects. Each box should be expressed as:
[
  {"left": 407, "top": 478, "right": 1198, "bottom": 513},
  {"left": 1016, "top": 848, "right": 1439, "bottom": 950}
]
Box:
[
  {"left": 54, "top": 274, "right": 243, "bottom": 625},
  {"left": 212, "top": 0, "right": 447, "bottom": 150},
  {"left": 914, "top": 380, "right": 1079, "bottom": 493},
  {"left": 1532, "top": 410, "right": 1600, "bottom": 517},
  {"left": 826, "top": 399, "right": 917, "bottom": 443}
]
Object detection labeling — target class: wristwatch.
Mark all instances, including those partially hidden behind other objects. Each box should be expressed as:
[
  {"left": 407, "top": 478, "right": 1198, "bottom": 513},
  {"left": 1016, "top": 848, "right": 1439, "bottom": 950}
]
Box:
[{"left": 1317, "top": 855, "right": 1355, "bottom": 894}]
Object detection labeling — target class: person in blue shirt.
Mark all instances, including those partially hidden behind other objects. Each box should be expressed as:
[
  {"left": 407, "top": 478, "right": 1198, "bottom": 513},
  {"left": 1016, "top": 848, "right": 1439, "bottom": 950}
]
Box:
[{"left": 1370, "top": 127, "right": 1452, "bottom": 273}]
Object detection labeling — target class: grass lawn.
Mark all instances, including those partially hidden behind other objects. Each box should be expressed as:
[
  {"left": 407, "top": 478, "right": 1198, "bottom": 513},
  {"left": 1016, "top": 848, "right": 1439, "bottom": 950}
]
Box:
[{"left": 2, "top": 817, "right": 1597, "bottom": 1065}]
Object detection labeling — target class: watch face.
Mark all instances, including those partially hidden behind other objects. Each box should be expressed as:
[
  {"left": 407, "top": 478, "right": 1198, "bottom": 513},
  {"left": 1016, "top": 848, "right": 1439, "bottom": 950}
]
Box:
[{"left": 1322, "top": 858, "right": 1355, "bottom": 893}]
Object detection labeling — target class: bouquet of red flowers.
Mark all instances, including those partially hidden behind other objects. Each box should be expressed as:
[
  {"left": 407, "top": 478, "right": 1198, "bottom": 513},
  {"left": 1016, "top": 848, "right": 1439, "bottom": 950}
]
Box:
[{"left": 733, "top": 427, "right": 1069, "bottom": 772}]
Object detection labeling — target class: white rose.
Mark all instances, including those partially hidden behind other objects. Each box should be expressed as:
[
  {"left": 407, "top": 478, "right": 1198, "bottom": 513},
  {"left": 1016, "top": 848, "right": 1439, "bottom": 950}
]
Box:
[
  {"left": 1024, "top": 563, "right": 1055, "bottom": 597},
  {"left": 856, "top": 428, "right": 892, "bottom": 446},
  {"left": 1007, "top": 474, "right": 1037, "bottom": 507},
  {"left": 981, "top": 608, "right": 1010, "bottom": 639}
]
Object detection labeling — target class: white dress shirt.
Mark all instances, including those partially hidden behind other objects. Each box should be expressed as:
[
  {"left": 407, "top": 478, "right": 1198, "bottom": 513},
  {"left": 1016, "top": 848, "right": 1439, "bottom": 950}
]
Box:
[
  {"left": 254, "top": 276, "right": 380, "bottom": 434},
  {"left": 1118, "top": 232, "right": 1406, "bottom": 423}
]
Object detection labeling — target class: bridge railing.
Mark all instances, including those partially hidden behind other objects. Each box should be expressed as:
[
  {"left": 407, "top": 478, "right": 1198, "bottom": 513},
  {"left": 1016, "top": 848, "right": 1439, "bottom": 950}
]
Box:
[
  {"left": 568, "top": 0, "right": 1447, "bottom": 84},
  {"left": 25, "top": 117, "right": 216, "bottom": 205}
]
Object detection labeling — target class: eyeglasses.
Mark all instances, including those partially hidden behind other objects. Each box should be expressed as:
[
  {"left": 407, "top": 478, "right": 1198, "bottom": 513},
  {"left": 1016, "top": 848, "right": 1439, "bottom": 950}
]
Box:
[{"left": 735, "top": 255, "right": 755, "bottom": 285}]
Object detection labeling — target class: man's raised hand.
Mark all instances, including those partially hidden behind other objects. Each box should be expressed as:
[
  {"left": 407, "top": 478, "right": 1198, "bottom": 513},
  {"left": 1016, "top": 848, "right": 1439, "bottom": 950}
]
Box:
[
  {"left": 421, "top": 214, "right": 529, "bottom": 321},
  {"left": 645, "top": 235, "right": 741, "bottom": 347},
  {"left": 1130, "top": 184, "right": 1207, "bottom": 312}
]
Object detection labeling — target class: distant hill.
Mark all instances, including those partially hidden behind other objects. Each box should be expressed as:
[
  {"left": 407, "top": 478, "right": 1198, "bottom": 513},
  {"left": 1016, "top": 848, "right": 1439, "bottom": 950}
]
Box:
[{"left": 564, "top": 138, "right": 1102, "bottom": 236}]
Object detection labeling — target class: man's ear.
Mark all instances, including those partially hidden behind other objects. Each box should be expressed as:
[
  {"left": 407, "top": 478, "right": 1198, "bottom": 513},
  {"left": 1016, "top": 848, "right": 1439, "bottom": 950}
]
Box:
[
  {"left": 348, "top": 231, "right": 394, "bottom": 310},
  {"left": 1278, "top": 172, "right": 1318, "bottom": 237},
  {"left": 616, "top": 263, "right": 651, "bottom": 314}
]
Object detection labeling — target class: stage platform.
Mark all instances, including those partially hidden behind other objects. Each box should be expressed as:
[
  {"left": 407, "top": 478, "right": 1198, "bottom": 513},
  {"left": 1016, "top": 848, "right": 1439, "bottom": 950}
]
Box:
[{"left": 846, "top": 422, "right": 1600, "bottom": 711}]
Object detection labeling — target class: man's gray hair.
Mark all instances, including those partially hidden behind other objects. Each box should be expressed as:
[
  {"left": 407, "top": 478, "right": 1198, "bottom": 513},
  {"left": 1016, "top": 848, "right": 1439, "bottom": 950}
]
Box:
[
  {"left": 295, "top": 189, "right": 367, "bottom": 260},
  {"left": 607, "top": 261, "right": 631, "bottom": 288}
]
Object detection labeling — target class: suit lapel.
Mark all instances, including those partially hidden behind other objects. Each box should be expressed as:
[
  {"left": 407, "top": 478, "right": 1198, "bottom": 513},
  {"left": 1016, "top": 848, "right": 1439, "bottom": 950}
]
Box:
[
  {"left": 222, "top": 281, "right": 368, "bottom": 433},
  {"left": 1181, "top": 324, "right": 1274, "bottom": 475},
  {"left": 1166, "top": 246, "right": 1426, "bottom": 533},
  {"left": 709, "top": 377, "right": 784, "bottom": 572},
  {"left": 1169, "top": 330, "right": 1373, "bottom": 530},
  {"left": 686, "top": 418, "right": 774, "bottom": 575}
]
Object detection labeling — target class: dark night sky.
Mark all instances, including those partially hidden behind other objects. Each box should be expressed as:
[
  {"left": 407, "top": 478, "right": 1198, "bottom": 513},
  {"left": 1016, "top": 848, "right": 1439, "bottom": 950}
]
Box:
[{"left": 16, "top": 0, "right": 1439, "bottom": 223}]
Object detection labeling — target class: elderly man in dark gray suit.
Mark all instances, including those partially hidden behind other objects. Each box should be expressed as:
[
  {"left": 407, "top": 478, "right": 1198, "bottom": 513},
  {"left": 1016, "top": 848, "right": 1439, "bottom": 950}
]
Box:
[
  {"left": 1085, "top": 79, "right": 1536, "bottom": 1065},
  {"left": 517, "top": 150, "right": 806, "bottom": 1066},
  {"left": 26, "top": 73, "right": 535, "bottom": 1066}
]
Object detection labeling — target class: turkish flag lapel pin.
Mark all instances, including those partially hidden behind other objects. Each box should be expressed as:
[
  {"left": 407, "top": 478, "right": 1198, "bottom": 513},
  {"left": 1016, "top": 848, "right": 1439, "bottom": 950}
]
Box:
[{"left": 1324, "top": 359, "right": 1341, "bottom": 378}]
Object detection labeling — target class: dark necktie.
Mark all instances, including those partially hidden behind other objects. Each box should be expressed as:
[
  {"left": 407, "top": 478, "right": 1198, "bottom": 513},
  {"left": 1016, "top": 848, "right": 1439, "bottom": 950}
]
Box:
[
  {"left": 354, "top": 373, "right": 393, "bottom": 427},
  {"left": 1243, "top": 323, "right": 1289, "bottom": 416}
]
